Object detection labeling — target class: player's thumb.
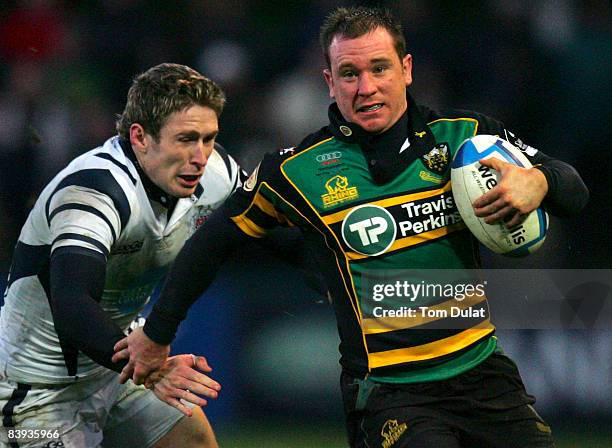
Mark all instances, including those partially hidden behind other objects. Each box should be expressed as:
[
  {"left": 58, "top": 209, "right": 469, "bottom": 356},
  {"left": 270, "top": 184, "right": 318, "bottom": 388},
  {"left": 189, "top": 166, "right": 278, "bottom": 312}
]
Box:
[{"left": 195, "top": 355, "right": 212, "bottom": 372}]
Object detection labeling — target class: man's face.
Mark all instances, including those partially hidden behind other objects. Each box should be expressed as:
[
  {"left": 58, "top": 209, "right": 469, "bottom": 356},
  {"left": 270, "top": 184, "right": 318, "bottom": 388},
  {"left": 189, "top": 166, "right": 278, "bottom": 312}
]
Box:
[
  {"left": 132, "top": 105, "right": 218, "bottom": 198},
  {"left": 323, "top": 27, "right": 412, "bottom": 134}
]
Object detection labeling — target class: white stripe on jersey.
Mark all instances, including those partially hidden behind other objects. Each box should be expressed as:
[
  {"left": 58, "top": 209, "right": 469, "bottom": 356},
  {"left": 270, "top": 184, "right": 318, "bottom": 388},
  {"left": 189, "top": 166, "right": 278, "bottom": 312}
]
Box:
[{"left": 0, "top": 136, "right": 239, "bottom": 384}]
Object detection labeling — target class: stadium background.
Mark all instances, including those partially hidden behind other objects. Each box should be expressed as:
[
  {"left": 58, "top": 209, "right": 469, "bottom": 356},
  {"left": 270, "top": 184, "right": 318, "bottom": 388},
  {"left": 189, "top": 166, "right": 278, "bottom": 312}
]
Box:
[{"left": 0, "top": 1, "right": 610, "bottom": 446}]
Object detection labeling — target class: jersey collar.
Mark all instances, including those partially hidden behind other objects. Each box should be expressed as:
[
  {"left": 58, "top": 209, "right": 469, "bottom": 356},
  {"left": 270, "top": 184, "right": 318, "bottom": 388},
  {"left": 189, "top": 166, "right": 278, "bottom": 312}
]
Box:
[
  {"left": 327, "top": 91, "right": 436, "bottom": 184},
  {"left": 118, "top": 138, "right": 178, "bottom": 210}
]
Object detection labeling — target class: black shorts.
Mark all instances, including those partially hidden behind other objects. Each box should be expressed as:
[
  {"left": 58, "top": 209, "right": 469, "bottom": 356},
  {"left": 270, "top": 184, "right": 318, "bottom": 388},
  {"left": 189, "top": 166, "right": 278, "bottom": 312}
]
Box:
[{"left": 341, "top": 353, "right": 555, "bottom": 448}]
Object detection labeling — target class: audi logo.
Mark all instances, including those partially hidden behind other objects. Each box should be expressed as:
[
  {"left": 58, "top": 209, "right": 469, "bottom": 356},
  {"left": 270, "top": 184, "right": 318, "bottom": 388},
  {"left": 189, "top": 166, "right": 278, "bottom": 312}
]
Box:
[{"left": 316, "top": 152, "right": 342, "bottom": 162}]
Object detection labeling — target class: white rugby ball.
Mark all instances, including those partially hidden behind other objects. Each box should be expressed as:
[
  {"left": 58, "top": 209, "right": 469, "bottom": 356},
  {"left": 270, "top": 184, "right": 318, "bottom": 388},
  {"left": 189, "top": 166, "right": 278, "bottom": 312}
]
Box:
[{"left": 450, "top": 134, "right": 548, "bottom": 256}]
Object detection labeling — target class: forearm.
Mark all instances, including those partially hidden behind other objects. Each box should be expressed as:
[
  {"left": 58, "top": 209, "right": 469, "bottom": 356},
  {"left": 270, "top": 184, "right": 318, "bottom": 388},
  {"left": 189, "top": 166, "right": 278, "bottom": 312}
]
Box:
[
  {"left": 144, "top": 209, "right": 251, "bottom": 345},
  {"left": 532, "top": 151, "right": 589, "bottom": 216},
  {"left": 50, "top": 248, "right": 127, "bottom": 373}
]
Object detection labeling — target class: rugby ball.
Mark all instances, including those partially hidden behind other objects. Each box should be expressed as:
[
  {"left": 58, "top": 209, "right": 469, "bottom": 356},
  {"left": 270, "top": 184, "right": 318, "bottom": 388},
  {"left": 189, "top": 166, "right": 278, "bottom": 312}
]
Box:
[{"left": 450, "top": 134, "right": 548, "bottom": 256}]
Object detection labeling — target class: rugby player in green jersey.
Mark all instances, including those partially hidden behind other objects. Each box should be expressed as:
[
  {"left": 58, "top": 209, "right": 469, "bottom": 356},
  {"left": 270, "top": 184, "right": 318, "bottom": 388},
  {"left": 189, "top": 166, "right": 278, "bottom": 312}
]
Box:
[{"left": 115, "top": 7, "right": 588, "bottom": 448}]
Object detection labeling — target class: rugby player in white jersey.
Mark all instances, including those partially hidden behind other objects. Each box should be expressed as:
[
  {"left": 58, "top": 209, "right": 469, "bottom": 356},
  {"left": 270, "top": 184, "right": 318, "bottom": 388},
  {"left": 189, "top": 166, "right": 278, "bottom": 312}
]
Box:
[{"left": 0, "top": 63, "right": 242, "bottom": 447}]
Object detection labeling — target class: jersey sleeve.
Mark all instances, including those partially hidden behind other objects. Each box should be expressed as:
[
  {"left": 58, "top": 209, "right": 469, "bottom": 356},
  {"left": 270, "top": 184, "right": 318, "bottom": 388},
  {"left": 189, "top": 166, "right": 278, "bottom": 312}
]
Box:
[
  {"left": 470, "top": 112, "right": 589, "bottom": 215},
  {"left": 46, "top": 169, "right": 130, "bottom": 258},
  {"left": 226, "top": 150, "right": 296, "bottom": 238}
]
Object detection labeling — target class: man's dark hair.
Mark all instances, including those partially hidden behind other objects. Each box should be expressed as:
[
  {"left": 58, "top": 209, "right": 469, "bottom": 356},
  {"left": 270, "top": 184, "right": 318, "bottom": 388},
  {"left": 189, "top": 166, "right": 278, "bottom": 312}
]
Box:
[
  {"left": 319, "top": 6, "right": 406, "bottom": 67},
  {"left": 116, "top": 63, "right": 225, "bottom": 141}
]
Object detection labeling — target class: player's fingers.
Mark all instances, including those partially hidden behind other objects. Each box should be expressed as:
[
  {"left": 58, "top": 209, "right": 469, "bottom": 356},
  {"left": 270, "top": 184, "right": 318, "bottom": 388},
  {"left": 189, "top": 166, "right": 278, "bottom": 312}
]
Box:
[
  {"left": 183, "top": 378, "right": 220, "bottom": 399},
  {"left": 472, "top": 188, "right": 501, "bottom": 209},
  {"left": 118, "top": 362, "right": 134, "bottom": 384},
  {"left": 133, "top": 364, "right": 151, "bottom": 385},
  {"left": 504, "top": 211, "right": 527, "bottom": 229},
  {"left": 474, "top": 196, "right": 506, "bottom": 217},
  {"left": 483, "top": 205, "right": 516, "bottom": 224},
  {"left": 186, "top": 369, "right": 222, "bottom": 392},
  {"left": 478, "top": 157, "right": 505, "bottom": 172},
  {"left": 180, "top": 388, "right": 209, "bottom": 407},
  {"left": 111, "top": 348, "right": 130, "bottom": 363},
  {"left": 113, "top": 337, "right": 128, "bottom": 352},
  {"left": 157, "top": 394, "right": 194, "bottom": 417}
]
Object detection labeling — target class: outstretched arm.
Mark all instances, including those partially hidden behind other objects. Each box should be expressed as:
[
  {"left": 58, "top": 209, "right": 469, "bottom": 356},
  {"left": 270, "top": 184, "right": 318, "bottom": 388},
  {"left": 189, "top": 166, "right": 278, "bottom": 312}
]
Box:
[
  {"left": 49, "top": 247, "right": 128, "bottom": 373},
  {"left": 113, "top": 209, "right": 252, "bottom": 384}
]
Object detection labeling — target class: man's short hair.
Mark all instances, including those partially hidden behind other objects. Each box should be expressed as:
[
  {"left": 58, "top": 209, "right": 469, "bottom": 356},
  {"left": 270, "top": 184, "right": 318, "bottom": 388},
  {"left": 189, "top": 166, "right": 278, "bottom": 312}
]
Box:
[
  {"left": 319, "top": 6, "right": 406, "bottom": 68},
  {"left": 116, "top": 63, "right": 225, "bottom": 141}
]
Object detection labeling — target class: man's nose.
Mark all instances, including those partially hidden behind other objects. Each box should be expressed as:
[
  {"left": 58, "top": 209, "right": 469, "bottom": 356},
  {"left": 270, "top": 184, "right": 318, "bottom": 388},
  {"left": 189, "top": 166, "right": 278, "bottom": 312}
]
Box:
[
  {"left": 192, "top": 143, "right": 209, "bottom": 167},
  {"left": 357, "top": 72, "right": 376, "bottom": 96}
]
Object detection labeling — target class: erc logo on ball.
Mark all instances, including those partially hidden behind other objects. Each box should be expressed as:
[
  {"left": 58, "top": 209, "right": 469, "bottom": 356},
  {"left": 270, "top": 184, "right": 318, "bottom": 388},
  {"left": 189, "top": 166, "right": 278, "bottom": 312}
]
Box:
[{"left": 341, "top": 204, "right": 397, "bottom": 256}]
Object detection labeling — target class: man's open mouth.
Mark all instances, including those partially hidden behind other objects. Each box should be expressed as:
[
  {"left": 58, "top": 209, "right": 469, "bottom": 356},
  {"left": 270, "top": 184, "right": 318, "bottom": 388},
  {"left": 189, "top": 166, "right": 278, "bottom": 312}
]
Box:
[
  {"left": 358, "top": 103, "right": 383, "bottom": 112},
  {"left": 178, "top": 174, "right": 200, "bottom": 182}
]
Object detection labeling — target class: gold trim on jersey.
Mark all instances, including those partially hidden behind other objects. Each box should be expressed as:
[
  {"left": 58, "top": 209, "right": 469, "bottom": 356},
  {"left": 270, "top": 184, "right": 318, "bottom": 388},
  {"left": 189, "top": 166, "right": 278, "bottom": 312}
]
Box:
[
  {"left": 368, "top": 321, "right": 494, "bottom": 369},
  {"left": 346, "top": 221, "right": 466, "bottom": 261},
  {"left": 362, "top": 293, "right": 487, "bottom": 334},
  {"left": 231, "top": 184, "right": 295, "bottom": 238},
  {"left": 231, "top": 214, "right": 267, "bottom": 238}
]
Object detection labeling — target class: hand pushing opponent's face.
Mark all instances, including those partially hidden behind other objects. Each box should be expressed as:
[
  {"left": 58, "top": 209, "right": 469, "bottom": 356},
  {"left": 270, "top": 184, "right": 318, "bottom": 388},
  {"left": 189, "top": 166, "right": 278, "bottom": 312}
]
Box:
[
  {"left": 324, "top": 27, "right": 412, "bottom": 134},
  {"left": 131, "top": 105, "right": 218, "bottom": 198}
]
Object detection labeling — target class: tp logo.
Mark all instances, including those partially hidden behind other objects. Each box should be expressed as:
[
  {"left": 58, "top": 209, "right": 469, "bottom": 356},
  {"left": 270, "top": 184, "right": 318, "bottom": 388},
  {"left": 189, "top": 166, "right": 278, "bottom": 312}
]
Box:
[{"left": 341, "top": 204, "right": 397, "bottom": 256}]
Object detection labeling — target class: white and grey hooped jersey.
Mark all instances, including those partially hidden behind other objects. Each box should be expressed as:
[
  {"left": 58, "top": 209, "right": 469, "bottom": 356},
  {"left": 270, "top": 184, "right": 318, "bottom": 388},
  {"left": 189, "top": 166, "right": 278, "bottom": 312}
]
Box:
[{"left": 0, "top": 136, "right": 241, "bottom": 384}]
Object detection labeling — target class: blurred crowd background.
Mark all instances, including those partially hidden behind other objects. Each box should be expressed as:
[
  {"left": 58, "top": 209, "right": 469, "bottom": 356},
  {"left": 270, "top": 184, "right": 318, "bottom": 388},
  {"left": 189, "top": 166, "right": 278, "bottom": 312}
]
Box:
[{"left": 1, "top": 0, "right": 610, "bottom": 446}]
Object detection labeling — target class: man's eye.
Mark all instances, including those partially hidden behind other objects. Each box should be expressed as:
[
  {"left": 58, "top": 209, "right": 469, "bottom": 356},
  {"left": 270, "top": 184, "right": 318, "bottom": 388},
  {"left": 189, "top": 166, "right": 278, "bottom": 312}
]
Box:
[
  {"left": 341, "top": 71, "right": 356, "bottom": 78},
  {"left": 374, "top": 65, "right": 388, "bottom": 73}
]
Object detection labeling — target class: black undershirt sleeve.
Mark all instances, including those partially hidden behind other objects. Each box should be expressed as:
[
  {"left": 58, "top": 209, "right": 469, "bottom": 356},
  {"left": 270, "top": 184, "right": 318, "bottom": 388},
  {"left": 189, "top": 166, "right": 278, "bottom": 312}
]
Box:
[
  {"left": 49, "top": 247, "right": 127, "bottom": 373},
  {"left": 144, "top": 208, "right": 252, "bottom": 345},
  {"left": 531, "top": 150, "right": 589, "bottom": 216}
]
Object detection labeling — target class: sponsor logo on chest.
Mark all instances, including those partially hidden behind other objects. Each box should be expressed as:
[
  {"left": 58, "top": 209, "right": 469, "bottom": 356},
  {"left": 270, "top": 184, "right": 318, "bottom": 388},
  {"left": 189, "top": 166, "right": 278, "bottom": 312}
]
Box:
[
  {"left": 111, "top": 240, "right": 144, "bottom": 255},
  {"left": 321, "top": 175, "right": 359, "bottom": 208},
  {"left": 340, "top": 192, "right": 462, "bottom": 256}
]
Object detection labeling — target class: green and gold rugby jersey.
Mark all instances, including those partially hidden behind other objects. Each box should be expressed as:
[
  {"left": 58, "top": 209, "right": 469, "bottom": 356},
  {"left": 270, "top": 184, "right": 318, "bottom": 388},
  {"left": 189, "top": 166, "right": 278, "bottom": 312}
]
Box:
[{"left": 226, "top": 94, "right": 541, "bottom": 377}]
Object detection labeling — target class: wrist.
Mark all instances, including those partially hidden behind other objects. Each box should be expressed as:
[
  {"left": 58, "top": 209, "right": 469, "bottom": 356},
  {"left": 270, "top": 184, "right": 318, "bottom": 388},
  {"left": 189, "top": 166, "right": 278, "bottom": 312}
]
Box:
[
  {"left": 531, "top": 165, "right": 549, "bottom": 196},
  {"left": 143, "top": 312, "right": 179, "bottom": 345}
]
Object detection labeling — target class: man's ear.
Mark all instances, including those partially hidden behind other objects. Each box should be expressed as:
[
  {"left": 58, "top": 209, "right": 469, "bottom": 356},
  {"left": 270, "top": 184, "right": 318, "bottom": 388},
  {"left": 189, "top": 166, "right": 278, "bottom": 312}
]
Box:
[
  {"left": 323, "top": 68, "right": 335, "bottom": 99},
  {"left": 402, "top": 54, "right": 413, "bottom": 87},
  {"left": 129, "top": 124, "right": 148, "bottom": 154}
]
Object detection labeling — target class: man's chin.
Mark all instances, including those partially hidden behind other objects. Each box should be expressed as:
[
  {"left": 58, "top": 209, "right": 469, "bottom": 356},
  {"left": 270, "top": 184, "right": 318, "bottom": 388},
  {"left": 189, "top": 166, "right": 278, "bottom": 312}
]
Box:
[
  {"left": 354, "top": 117, "right": 388, "bottom": 134},
  {"left": 169, "top": 186, "right": 197, "bottom": 199}
]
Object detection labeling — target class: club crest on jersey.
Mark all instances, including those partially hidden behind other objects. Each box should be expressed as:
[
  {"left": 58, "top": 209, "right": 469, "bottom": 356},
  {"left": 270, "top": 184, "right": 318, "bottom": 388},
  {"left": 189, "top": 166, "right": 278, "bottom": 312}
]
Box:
[
  {"left": 190, "top": 205, "right": 214, "bottom": 231},
  {"left": 421, "top": 143, "right": 449, "bottom": 174},
  {"left": 321, "top": 175, "right": 359, "bottom": 208}
]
